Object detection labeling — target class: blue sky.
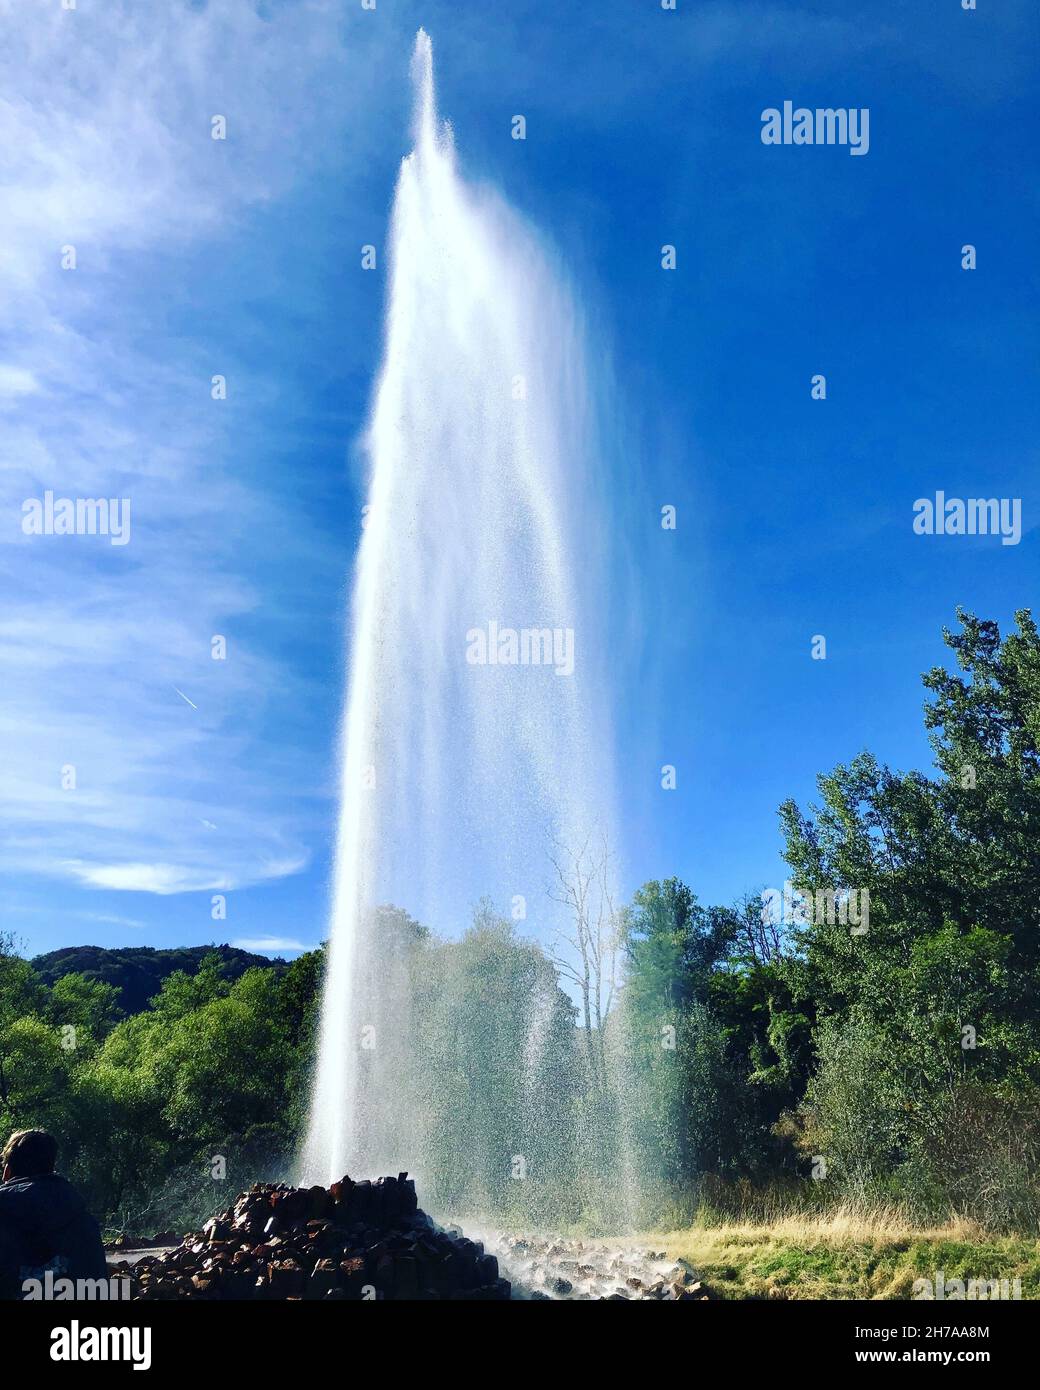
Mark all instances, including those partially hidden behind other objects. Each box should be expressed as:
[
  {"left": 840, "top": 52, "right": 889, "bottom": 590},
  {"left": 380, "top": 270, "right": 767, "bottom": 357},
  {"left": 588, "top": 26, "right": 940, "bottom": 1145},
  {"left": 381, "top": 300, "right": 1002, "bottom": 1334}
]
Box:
[{"left": 2, "top": 0, "right": 1036, "bottom": 961}]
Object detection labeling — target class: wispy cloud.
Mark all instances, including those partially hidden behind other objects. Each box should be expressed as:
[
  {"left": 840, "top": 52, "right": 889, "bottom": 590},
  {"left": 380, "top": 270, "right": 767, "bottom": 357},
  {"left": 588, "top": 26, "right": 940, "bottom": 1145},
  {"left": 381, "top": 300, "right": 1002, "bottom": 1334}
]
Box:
[
  {"left": 79, "top": 912, "right": 147, "bottom": 930},
  {"left": 0, "top": 1, "right": 398, "bottom": 898},
  {"left": 61, "top": 857, "right": 308, "bottom": 896}
]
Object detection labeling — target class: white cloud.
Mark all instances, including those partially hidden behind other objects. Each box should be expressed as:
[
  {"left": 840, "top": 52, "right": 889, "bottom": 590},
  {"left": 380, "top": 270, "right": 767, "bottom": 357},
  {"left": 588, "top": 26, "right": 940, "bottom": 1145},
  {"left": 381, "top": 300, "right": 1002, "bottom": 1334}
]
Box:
[
  {"left": 0, "top": 365, "right": 41, "bottom": 398},
  {"left": 232, "top": 936, "right": 312, "bottom": 956},
  {"left": 62, "top": 861, "right": 232, "bottom": 895},
  {"left": 61, "top": 858, "right": 307, "bottom": 894}
]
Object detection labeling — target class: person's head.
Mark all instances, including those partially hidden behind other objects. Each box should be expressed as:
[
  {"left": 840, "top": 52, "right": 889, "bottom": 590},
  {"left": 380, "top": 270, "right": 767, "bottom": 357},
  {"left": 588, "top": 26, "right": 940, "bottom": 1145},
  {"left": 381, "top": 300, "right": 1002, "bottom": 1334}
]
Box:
[{"left": 1, "top": 1129, "right": 58, "bottom": 1183}]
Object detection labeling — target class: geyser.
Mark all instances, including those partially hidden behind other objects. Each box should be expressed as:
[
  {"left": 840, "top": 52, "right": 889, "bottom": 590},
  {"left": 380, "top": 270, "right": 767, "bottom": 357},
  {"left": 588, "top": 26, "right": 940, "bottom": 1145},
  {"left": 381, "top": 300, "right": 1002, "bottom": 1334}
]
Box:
[{"left": 301, "top": 31, "right": 624, "bottom": 1217}]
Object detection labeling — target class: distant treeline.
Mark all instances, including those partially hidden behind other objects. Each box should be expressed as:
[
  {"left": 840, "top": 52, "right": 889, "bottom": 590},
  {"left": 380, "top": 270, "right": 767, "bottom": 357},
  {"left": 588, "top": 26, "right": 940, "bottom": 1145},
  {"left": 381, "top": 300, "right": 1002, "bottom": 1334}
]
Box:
[{"left": 1, "top": 609, "right": 1037, "bottom": 1234}]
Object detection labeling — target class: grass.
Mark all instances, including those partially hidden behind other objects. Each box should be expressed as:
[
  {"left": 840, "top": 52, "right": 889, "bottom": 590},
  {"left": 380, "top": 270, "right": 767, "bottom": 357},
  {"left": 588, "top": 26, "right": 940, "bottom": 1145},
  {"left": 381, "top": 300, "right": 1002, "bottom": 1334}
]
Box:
[{"left": 640, "top": 1207, "right": 1040, "bottom": 1299}]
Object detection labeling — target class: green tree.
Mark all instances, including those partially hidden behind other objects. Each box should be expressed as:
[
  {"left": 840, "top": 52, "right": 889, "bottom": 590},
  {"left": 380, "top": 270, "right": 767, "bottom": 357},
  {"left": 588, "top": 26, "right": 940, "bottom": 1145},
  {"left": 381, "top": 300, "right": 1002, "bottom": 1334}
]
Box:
[
  {"left": 778, "top": 610, "right": 1040, "bottom": 1221},
  {"left": 48, "top": 972, "right": 122, "bottom": 1046}
]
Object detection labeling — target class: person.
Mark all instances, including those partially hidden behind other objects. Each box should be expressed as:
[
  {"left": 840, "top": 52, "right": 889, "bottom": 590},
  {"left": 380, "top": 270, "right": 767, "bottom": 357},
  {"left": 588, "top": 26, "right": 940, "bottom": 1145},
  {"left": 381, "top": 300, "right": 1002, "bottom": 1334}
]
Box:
[{"left": 0, "top": 1128, "right": 108, "bottom": 1299}]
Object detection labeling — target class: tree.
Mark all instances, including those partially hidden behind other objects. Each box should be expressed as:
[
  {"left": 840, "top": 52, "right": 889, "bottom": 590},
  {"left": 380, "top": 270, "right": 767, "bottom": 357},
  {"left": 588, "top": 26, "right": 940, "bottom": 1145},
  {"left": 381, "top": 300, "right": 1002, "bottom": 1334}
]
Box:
[
  {"left": 547, "top": 836, "right": 623, "bottom": 1094},
  {"left": 0, "top": 932, "right": 50, "bottom": 1110},
  {"left": 777, "top": 610, "right": 1040, "bottom": 1221},
  {"left": 48, "top": 973, "right": 122, "bottom": 1046},
  {"left": 413, "top": 904, "right": 580, "bottom": 1220}
]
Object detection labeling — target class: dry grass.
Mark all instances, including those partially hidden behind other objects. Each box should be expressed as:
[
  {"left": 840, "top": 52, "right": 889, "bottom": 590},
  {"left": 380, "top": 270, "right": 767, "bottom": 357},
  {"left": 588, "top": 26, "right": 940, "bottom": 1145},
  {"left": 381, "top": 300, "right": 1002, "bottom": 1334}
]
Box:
[
  {"left": 634, "top": 1206, "right": 1040, "bottom": 1299},
  {"left": 681, "top": 1203, "right": 987, "bottom": 1243}
]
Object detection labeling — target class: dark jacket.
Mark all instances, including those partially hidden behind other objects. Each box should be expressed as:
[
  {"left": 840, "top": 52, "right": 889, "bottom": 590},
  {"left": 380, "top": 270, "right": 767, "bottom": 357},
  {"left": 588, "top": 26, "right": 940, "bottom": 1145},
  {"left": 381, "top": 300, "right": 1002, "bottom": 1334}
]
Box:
[{"left": 0, "top": 1172, "right": 108, "bottom": 1299}]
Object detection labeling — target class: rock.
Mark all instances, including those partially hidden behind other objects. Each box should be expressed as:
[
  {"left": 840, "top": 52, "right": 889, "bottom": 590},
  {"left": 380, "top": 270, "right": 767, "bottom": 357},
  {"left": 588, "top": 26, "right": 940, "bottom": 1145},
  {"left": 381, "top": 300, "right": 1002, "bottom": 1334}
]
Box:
[
  {"left": 672, "top": 1278, "right": 714, "bottom": 1301},
  {"left": 128, "top": 1175, "right": 509, "bottom": 1302}
]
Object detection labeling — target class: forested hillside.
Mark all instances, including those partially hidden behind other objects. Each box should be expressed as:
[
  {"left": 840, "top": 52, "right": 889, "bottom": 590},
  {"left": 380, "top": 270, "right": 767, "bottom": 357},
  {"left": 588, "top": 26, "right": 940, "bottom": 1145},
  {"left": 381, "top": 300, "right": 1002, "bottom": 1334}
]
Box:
[{"left": 31, "top": 944, "right": 289, "bottom": 1018}]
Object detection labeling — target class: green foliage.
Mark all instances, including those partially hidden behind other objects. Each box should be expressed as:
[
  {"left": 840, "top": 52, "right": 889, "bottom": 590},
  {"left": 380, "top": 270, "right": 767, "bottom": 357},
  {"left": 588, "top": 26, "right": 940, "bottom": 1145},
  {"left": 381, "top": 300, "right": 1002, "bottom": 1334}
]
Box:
[
  {"left": 365, "top": 903, "right": 584, "bottom": 1223},
  {"left": 48, "top": 972, "right": 122, "bottom": 1045},
  {"left": 620, "top": 881, "right": 734, "bottom": 1208}
]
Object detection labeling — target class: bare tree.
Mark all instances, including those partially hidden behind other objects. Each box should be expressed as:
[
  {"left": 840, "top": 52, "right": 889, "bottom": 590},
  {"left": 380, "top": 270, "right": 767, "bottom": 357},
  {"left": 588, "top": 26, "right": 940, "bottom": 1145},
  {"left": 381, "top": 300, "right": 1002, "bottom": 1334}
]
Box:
[
  {"left": 547, "top": 834, "right": 625, "bottom": 1093},
  {"left": 732, "top": 889, "right": 785, "bottom": 965}
]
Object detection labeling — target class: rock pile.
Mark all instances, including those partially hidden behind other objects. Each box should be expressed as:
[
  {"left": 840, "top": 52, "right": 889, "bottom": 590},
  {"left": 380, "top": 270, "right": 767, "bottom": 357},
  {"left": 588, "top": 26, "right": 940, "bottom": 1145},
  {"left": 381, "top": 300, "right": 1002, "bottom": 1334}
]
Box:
[{"left": 110, "top": 1174, "right": 509, "bottom": 1300}]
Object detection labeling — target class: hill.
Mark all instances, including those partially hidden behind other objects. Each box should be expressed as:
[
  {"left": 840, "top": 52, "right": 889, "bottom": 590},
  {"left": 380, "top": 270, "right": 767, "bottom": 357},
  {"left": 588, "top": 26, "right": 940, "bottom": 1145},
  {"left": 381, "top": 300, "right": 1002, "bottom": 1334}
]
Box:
[{"left": 31, "top": 943, "right": 290, "bottom": 1017}]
